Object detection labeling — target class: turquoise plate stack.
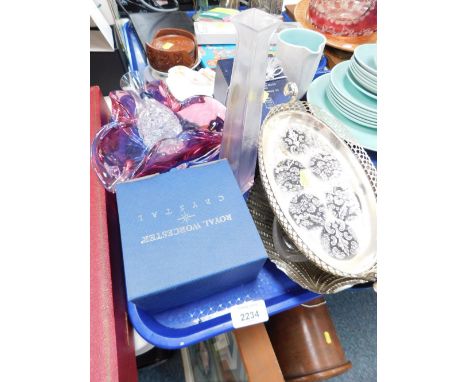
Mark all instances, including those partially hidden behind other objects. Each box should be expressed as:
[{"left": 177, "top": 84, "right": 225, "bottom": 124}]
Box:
[{"left": 307, "top": 44, "right": 377, "bottom": 151}]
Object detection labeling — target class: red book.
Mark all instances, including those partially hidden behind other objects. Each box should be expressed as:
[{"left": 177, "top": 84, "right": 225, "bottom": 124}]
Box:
[{"left": 90, "top": 86, "right": 138, "bottom": 382}]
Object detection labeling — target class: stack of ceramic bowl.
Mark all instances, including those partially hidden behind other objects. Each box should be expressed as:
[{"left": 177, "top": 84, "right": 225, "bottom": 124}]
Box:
[
  {"left": 349, "top": 44, "right": 377, "bottom": 95},
  {"left": 307, "top": 44, "right": 377, "bottom": 152}
]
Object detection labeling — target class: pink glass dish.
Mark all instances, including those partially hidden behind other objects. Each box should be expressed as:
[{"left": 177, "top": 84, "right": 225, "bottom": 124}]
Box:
[
  {"left": 91, "top": 122, "right": 148, "bottom": 191},
  {"left": 91, "top": 80, "right": 226, "bottom": 192},
  {"left": 307, "top": 0, "right": 377, "bottom": 37}
]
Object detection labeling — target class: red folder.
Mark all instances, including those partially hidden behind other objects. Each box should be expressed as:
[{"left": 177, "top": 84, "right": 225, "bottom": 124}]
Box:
[{"left": 90, "top": 86, "right": 138, "bottom": 382}]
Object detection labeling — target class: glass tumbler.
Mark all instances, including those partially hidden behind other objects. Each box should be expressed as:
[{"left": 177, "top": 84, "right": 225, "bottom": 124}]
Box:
[
  {"left": 219, "top": 0, "right": 240, "bottom": 9},
  {"left": 250, "top": 0, "right": 284, "bottom": 16}
]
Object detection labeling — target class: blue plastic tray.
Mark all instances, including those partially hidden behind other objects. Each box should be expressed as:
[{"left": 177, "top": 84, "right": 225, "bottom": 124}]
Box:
[
  {"left": 122, "top": 33, "right": 373, "bottom": 349},
  {"left": 129, "top": 260, "right": 319, "bottom": 349}
]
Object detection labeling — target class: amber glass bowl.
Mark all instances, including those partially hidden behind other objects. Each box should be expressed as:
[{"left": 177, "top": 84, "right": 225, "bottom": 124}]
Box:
[{"left": 146, "top": 28, "right": 198, "bottom": 73}]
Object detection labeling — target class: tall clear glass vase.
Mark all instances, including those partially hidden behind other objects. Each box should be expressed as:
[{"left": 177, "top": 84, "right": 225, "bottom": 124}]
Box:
[{"left": 219, "top": 9, "right": 281, "bottom": 194}]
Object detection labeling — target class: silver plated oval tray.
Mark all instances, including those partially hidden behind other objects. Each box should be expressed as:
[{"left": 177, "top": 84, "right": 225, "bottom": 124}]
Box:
[{"left": 258, "top": 100, "right": 377, "bottom": 278}]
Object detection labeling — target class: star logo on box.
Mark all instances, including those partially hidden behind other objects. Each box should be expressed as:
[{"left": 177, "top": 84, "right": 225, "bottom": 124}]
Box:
[{"left": 178, "top": 210, "right": 195, "bottom": 223}]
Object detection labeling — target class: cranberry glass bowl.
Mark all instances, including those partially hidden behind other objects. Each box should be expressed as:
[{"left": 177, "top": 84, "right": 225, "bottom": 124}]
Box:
[{"left": 307, "top": 0, "right": 377, "bottom": 37}]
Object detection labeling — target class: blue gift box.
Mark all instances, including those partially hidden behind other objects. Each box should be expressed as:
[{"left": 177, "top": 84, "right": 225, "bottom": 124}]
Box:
[{"left": 115, "top": 160, "right": 268, "bottom": 313}]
